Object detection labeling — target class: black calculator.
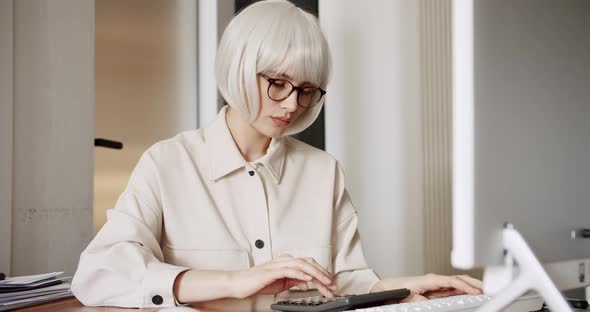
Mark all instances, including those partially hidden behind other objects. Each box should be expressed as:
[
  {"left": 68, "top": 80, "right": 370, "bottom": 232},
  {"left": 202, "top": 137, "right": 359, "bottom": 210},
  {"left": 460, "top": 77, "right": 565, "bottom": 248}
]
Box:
[{"left": 270, "top": 288, "right": 411, "bottom": 312}]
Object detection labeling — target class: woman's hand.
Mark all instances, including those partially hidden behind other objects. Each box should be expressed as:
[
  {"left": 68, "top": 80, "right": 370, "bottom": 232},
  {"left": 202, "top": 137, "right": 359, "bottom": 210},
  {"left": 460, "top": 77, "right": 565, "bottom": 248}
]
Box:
[
  {"left": 229, "top": 255, "right": 338, "bottom": 299},
  {"left": 371, "top": 273, "right": 483, "bottom": 302}
]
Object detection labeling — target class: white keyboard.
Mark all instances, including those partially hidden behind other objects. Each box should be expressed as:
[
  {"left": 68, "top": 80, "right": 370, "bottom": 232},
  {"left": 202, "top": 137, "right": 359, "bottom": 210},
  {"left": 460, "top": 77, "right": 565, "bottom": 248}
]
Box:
[{"left": 353, "top": 294, "right": 544, "bottom": 312}]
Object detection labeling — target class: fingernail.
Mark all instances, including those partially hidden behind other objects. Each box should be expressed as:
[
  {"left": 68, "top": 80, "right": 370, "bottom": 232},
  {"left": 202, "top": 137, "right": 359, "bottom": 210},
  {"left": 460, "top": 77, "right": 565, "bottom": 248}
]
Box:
[{"left": 329, "top": 284, "right": 338, "bottom": 290}]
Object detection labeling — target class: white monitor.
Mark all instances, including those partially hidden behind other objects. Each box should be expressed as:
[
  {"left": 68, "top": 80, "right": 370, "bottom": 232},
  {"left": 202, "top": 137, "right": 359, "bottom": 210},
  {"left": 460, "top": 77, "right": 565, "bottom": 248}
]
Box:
[{"left": 452, "top": 0, "right": 590, "bottom": 310}]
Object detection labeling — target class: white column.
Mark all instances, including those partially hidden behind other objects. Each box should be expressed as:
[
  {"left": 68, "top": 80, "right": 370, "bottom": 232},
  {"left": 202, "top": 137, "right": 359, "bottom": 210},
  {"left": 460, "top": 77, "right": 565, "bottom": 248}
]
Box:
[
  {"left": 176, "top": 0, "right": 198, "bottom": 131},
  {"left": 320, "top": 0, "right": 424, "bottom": 277},
  {"left": 0, "top": 0, "right": 14, "bottom": 276},
  {"left": 12, "top": 0, "right": 94, "bottom": 276},
  {"left": 197, "top": 0, "right": 235, "bottom": 127}
]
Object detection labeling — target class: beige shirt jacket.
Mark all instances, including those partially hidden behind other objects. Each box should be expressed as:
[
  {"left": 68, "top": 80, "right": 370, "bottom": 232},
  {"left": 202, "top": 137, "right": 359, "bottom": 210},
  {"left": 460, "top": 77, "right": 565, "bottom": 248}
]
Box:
[{"left": 71, "top": 106, "right": 380, "bottom": 308}]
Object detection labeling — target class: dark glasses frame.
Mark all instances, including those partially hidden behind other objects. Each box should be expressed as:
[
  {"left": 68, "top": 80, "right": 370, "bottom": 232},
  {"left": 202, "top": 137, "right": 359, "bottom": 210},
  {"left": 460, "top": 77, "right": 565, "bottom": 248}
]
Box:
[{"left": 258, "top": 73, "right": 326, "bottom": 108}]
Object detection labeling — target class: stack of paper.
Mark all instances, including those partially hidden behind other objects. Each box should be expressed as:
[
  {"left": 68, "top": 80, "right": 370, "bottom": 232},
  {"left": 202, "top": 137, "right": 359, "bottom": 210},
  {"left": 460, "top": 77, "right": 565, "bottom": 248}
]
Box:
[{"left": 0, "top": 272, "right": 73, "bottom": 311}]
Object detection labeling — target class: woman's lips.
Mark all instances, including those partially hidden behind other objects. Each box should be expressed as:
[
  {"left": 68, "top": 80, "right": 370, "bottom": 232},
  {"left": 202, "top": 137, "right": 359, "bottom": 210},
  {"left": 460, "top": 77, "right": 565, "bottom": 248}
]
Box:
[{"left": 271, "top": 117, "right": 291, "bottom": 127}]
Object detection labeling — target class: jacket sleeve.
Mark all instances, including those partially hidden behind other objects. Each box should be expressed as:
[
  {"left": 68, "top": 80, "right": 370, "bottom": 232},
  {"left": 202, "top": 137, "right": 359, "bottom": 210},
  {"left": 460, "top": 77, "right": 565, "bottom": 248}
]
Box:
[
  {"left": 71, "top": 150, "right": 189, "bottom": 308},
  {"left": 331, "top": 162, "right": 381, "bottom": 295}
]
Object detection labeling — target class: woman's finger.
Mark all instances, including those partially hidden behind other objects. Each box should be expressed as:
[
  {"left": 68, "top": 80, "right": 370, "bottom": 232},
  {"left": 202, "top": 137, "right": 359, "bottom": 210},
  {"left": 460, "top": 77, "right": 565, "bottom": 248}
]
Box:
[
  {"left": 311, "top": 278, "right": 334, "bottom": 298},
  {"left": 278, "top": 258, "right": 334, "bottom": 287},
  {"left": 271, "top": 267, "right": 313, "bottom": 283},
  {"left": 455, "top": 275, "right": 483, "bottom": 290},
  {"left": 439, "top": 275, "right": 481, "bottom": 294},
  {"left": 401, "top": 292, "right": 428, "bottom": 303},
  {"left": 302, "top": 258, "right": 332, "bottom": 280},
  {"left": 302, "top": 258, "right": 338, "bottom": 291},
  {"left": 296, "top": 258, "right": 334, "bottom": 286},
  {"left": 424, "top": 289, "right": 459, "bottom": 299},
  {"left": 285, "top": 278, "right": 309, "bottom": 291}
]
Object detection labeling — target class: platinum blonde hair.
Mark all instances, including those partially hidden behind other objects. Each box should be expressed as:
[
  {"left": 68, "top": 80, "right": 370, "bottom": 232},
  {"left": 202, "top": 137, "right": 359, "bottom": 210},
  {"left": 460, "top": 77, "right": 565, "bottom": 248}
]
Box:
[{"left": 215, "top": 0, "right": 332, "bottom": 136}]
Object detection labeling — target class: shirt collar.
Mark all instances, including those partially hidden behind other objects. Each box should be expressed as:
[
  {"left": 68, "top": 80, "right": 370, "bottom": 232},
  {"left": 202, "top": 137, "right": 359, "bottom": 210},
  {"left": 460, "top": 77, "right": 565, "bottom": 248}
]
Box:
[{"left": 205, "top": 106, "right": 286, "bottom": 184}]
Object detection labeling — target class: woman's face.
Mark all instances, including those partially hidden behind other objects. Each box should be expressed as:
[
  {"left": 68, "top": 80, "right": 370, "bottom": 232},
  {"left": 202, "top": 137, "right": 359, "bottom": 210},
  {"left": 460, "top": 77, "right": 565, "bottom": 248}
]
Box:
[{"left": 250, "top": 73, "right": 312, "bottom": 138}]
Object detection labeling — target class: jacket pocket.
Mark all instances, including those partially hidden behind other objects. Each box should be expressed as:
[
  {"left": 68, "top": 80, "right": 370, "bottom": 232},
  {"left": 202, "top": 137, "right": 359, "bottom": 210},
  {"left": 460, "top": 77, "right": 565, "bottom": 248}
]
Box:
[{"left": 162, "top": 246, "right": 250, "bottom": 271}]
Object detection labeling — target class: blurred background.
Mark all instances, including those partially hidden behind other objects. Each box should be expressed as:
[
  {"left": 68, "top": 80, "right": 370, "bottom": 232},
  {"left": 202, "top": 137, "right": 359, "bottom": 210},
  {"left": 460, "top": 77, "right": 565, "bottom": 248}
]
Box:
[
  {"left": 94, "top": 0, "right": 198, "bottom": 236},
  {"left": 1, "top": 0, "right": 473, "bottom": 281}
]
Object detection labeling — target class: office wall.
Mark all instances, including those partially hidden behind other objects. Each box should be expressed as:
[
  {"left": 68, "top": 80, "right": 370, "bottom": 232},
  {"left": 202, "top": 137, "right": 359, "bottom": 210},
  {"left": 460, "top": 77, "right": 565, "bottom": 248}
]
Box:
[
  {"left": 320, "top": 0, "right": 424, "bottom": 277},
  {"left": 0, "top": 0, "right": 14, "bottom": 276},
  {"left": 321, "top": 0, "right": 484, "bottom": 279},
  {"left": 11, "top": 0, "right": 94, "bottom": 276},
  {"left": 94, "top": 0, "right": 239, "bottom": 233},
  {"left": 94, "top": 0, "right": 199, "bottom": 233}
]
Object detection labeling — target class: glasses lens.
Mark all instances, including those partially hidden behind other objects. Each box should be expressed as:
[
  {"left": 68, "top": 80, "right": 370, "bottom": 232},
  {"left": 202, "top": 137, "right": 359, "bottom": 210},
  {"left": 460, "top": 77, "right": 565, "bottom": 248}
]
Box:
[
  {"left": 298, "top": 88, "right": 323, "bottom": 107},
  {"left": 268, "top": 80, "right": 293, "bottom": 101}
]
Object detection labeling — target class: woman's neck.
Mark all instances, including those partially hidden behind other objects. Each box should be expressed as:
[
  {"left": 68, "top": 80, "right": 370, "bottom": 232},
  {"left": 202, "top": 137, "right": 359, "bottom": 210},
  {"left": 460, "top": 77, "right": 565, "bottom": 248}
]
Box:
[{"left": 225, "top": 107, "right": 271, "bottom": 162}]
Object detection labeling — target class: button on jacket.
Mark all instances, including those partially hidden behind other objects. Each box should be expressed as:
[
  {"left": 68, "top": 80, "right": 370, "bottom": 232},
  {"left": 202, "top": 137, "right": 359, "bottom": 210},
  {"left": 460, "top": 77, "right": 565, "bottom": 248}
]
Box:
[{"left": 71, "top": 106, "right": 380, "bottom": 308}]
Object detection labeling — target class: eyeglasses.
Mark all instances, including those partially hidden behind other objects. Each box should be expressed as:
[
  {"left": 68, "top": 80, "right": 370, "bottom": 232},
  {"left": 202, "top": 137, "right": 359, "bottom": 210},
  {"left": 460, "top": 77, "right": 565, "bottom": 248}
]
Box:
[{"left": 258, "top": 74, "right": 326, "bottom": 108}]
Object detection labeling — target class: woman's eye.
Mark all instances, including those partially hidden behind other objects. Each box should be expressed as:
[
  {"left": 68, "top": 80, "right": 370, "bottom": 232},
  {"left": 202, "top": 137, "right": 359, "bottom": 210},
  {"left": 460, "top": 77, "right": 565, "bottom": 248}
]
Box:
[{"left": 273, "top": 81, "right": 288, "bottom": 88}]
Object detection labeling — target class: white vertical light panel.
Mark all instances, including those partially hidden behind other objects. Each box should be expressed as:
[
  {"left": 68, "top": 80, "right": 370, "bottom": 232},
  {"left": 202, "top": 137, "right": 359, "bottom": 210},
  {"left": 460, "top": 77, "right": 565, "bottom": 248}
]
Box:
[
  {"left": 450, "top": 0, "right": 475, "bottom": 271},
  {"left": 12, "top": 0, "right": 94, "bottom": 276},
  {"left": 320, "top": 0, "right": 424, "bottom": 277},
  {"left": 176, "top": 0, "right": 198, "bottom": 131},
  {"left": 197, "top": 0, "right": 220, "bottom": 127},
  {"left": 196, "top": 0, "right": 235, "bottom": 128},
  {"left": 0, "top": 0, "right": 14, "bottom": 276}
]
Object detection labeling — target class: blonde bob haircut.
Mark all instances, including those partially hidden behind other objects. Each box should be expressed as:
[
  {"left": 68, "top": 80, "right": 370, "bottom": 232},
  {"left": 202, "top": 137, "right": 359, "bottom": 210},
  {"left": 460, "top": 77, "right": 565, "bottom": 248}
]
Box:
[{"left": 215, "top": 0, "right": 332, "bottom": 136}]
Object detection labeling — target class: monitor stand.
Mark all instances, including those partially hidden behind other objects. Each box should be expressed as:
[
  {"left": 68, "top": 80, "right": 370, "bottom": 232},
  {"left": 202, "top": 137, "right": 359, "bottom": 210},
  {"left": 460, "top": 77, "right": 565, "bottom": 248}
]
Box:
[{"left": 477, "top": 224, "right": 571, "bottom": 312}]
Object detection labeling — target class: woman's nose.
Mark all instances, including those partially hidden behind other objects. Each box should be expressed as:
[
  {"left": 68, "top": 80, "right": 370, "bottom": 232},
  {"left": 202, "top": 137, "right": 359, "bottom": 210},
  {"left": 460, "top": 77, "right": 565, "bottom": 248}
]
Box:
[{"left": 281, "top": 90, "right": 299, "bottom": 112}]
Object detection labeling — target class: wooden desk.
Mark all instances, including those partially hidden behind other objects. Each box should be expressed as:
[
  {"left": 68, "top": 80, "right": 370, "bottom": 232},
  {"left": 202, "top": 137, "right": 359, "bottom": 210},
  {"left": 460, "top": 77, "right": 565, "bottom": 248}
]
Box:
[
  {"left": 15, "top": 294, "right": 583, "bottom": 312},
  {"left": 12, "top": 298, "right": 139, "bottom": 312},
  {"left": 11, "top": 295, "right": 286, "bottom": 312},
  {"left": 11, "top": 289, "right": 319, "bottom": 312}
]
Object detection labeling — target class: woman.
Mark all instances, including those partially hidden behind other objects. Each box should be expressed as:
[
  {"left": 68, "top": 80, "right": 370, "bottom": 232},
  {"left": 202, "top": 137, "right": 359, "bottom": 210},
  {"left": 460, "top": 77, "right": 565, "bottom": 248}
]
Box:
[{"left": 71, "top": 0, "right": 482, "bottom": 308}]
